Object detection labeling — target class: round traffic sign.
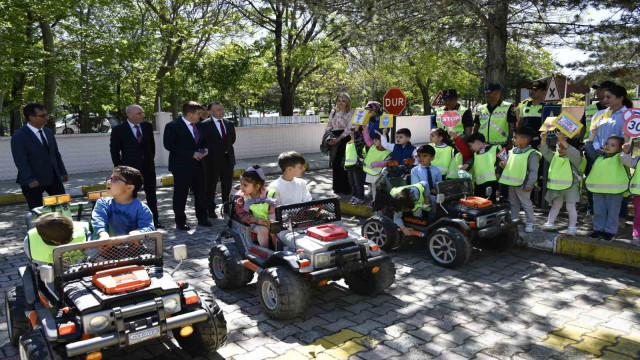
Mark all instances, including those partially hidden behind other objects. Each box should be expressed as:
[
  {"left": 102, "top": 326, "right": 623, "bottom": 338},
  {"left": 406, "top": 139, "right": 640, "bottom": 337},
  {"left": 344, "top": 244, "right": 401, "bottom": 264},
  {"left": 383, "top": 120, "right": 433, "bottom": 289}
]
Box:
[
  {"left": 440, "top": 111, "right": 461, "bottom": 129},
  {"left": 624, "top": 114, "right": 640, "bottom": 138},
  {"left": 623, "top": 108, "right": 640, "bottom": 122}
]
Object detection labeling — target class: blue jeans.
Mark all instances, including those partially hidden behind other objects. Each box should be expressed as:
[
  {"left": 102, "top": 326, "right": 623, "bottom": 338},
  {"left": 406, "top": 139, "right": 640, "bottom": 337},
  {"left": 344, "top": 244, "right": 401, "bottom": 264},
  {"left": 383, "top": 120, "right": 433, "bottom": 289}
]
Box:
[{"left": 592, "top": 193, "right": 624, "bottom": 234}]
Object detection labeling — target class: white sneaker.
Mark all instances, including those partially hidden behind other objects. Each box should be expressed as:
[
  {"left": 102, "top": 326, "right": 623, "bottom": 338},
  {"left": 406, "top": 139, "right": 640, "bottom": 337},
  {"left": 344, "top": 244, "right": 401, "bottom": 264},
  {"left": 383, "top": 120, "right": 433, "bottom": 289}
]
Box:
[
  {"left": 632, "top": 237, "right": 640, "bottom": 247},
  {"left": 566, "top": 227, "right": 577, "bottom": 236},
  {"left": 352, "top": 198, "right": 365, "bottom": 205},
  {"left": 525, "top": 224, "right": 534, "bottom": 233},
  {"left": 542, "top": 223, "right": 556, "bottom": 231}
]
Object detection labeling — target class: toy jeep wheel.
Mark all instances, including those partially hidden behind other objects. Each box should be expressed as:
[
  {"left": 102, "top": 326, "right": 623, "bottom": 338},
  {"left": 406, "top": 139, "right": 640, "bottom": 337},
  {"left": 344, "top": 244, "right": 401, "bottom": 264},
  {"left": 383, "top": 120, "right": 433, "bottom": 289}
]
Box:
[
  {"left": 345, "top": 262, "right": 396, "bottom": 295},
  {"left": 172, "top": 294, "right": 227, "bottom": 356},
  {"left": 427, "top": 227, "right": 472, "bottom": 269},
  {"left": 209, "top": 244, "right": 253, "bottom": 288},
  {"left": 19, "top": 329, "right": 56, "bottom": 360},
  {"left": 257, "top": 266, "right": 308, "bottom": 319},
  {"left": 485, "top": 227, "right": 518, "bottom": 251},
  {"left": 362, "top": 215, "right": 399, "bottom": 250},
  {"left": 5, "top": 285, "right": 30, "bottom": 345}
]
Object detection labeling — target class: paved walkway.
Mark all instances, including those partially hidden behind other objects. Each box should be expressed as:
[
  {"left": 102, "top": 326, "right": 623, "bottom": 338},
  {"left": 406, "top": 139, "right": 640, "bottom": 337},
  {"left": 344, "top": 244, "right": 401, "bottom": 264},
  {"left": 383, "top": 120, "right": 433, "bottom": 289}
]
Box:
[{"left": 1, "top": 169, "right": 640, "bottom": 360}]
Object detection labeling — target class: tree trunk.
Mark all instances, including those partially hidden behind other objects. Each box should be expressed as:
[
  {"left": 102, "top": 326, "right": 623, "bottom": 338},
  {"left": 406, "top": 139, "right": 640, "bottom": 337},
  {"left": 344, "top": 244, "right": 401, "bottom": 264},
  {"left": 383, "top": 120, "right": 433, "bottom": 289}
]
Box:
[
  {"left": 416, "top": 76, "right": 432, "bottom": 115},
  {"left": 485, "top": 0, "right": 508, "bottom": 88},
  {"left": 39, "top": 20, "right": 56, "bottom": 129},
  {"left": 280, "top": 88, "right": 294, "bottom": 117}
]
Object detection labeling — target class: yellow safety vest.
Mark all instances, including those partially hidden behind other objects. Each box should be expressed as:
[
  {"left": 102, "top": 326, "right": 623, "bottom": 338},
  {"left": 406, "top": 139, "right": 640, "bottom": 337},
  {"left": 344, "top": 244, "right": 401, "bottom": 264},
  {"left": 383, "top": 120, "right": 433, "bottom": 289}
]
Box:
[
  {"left": 499, "top": 148, "right": 540, "bottom": 186},
  {"left": 519, "top": 100, "right": 542, "bottom": 121},
  {"left": 546, "top": 153, "right": 575, "bottom": 191},
  {"left": 477, "top": 101, "right": 512, "bottom": 144},
  {"left": 473, "top": 145, "right": 500, "bottom": 185},
  {"left": 585, "top": 154, "right": 629, "bottom": 194},
  {"left": 432, "top": 145, "right": 454, "bottom": 176},
  {"left": 583, "top": 103, "right": 599, "bottom": 141},
  {"left": 363, "top": 146, "right": 391, "bottom": 176},
  {"left": 28, "top": 222, "right": 89, "bottom": 264},
  {"left": 245, "top": 189, "right": 276, "bottom": 220},
  {"left": 390, "top": 184, "right": 428, "bottom": 212},
  {"left": 435, "top": 105, "right": 468, "bottom": 134},
  {"left": 344, "top": 141, "right": 365, "bottom": 168},
  {"left": 630, "top": 165, "right": 640, "bottom": 195},
  {"left": 447, "top": 152, "right": 463, "bottom": 179}
]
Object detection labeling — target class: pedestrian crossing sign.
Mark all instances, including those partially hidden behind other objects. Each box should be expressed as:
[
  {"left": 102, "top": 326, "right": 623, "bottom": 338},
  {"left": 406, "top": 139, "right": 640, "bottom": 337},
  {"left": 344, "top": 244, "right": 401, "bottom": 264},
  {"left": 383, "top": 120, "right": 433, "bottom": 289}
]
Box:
[
  {"left": 543, "top": 76, "right": 561, "bottom": 103},
  {"left": 431, "top": 91, "right": 445, "bottom": 107}
]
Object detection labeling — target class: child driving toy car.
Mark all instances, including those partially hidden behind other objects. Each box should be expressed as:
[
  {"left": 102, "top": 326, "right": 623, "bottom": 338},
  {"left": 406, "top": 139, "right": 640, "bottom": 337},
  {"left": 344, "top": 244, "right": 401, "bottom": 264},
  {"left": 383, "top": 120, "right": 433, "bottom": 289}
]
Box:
[
  {"left": 23, "top": 212, "right": 90, "bottom": 267},
  {"left": 235, "top": 165, "right": 278, "bottom": 247}
]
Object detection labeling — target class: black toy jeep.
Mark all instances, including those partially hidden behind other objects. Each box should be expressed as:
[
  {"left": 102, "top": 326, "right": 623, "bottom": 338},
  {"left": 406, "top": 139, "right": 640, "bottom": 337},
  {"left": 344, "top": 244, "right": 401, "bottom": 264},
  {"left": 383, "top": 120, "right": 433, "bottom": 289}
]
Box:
[{"left": 363, "top": 163, "right": 518, "bottom": 268}]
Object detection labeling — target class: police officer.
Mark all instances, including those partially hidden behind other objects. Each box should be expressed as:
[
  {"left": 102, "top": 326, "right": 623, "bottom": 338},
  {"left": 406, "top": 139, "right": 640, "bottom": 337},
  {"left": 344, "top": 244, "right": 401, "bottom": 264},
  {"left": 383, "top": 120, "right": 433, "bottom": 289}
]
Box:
[
  {"left": 433, "top": 89, "right": 474, "bottom": 137},
  {"left": 579, "top": 80, "right": 614, "bottom": 141},
  {"left": 519, "top": 80, "right": 551, "bottom": 148},
  {"left": 473, "top": 83, "right": 517, "bottom": 148}
]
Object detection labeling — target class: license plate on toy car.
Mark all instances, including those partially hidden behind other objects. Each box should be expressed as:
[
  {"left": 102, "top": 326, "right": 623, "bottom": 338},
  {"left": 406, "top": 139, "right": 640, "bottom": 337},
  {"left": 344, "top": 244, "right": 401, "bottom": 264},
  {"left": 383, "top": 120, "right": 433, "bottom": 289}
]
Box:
[{"left": 128, "top": 326, "right": 161, "bottom": 345}]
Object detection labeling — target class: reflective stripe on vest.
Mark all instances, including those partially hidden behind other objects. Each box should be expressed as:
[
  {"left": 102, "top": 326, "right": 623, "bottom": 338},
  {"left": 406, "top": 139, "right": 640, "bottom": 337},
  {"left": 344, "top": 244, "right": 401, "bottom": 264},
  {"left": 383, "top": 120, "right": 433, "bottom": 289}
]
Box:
[
  {"left": 447, "top": 152, "right": 464, "bottom": 178},
  {"left": 478, "top": 102, "right": 511, "bottom": 144},
  {"left": 546, "top": 153, "right": 574, "bottom": 191},
  {"left": 390, "top": 184, "right": 427, "bottom": 212},
  {"left": 585, "top": 153, "right": 630, "bottom": 194},
  {"left": 363, "top": 146, "right": 391, "bottom": 176},
  {"left": 246, "top": 189, "right": 276, "bottom": 220},
  {"left": 435, "top": 105, "right": 468, "bottom": 133},
  {"left": 28, "top": 222, "right": 88, "bottom": 264},
  {"left": 498, "top": 148, "right": 539, "bottom": 186},
  {"left": 432, "top": 146, "right": 454, "bottom": 175},
  {"left": 473, "top": 145, "right": 499, "bottom": 185}
]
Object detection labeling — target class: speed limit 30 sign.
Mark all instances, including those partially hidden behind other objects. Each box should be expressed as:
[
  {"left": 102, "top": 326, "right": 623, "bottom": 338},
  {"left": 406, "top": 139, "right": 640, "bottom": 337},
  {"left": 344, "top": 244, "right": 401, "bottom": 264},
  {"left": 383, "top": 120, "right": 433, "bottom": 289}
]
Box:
[{"left": 623, "top": 108, "right": 640, "bottom": 138}]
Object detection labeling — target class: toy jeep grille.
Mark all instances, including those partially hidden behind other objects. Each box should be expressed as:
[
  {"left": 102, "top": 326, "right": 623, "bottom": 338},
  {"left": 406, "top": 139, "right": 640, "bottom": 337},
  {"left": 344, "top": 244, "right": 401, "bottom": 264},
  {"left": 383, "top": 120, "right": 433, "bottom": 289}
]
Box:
[
  {"left": 53, "top": 232, "right": 163, "bottom": 280},
  {"left": 275, "top": 198, "right": 341, "bottom": 230},
  {"left": 436, "top": 178, "right": 473, "bottom": 202}
]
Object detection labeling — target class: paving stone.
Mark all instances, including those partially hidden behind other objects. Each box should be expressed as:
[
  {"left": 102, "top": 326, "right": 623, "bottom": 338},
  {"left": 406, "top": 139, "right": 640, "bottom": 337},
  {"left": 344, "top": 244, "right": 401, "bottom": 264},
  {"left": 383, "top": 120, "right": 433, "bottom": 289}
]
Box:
[
  {"left": 408, "top": 323, "right": 447, "bottom": 342},
  {"left": 606, "top": 338, "right": 640, "bottom": 358},
  {"left": 435, "top": 326, "right": 479, "bottom": 345},
  {"left": 355, "top": 344, "right": 401, "bottom": 360},
  {"left": 568, "top": 335, "right": 610, "bottom": 357},
  {"left": 321, "top": 318, "right": 357, "bottom": 333},
  {"left": 233, "top": 346, "right": 277, "bottom": 360},
  {"left": 383, "top": 333, "right": 426, "bottom": 353},
  {"left": 433, "top": 351, "right": 468, "bottom": 360},
  {"left": 471, "top": 329, "right": 511, "bottom": 347},
  {"left": 421, "top": 338, "right": 459, "bottom": 357}
]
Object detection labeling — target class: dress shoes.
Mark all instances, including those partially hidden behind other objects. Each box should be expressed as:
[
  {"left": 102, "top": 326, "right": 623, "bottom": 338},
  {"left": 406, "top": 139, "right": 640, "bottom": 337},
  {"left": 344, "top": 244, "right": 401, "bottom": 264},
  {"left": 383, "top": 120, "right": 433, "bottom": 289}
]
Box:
[
  {"left": 208, "top": 211, "right": 218, "bottom": 219},
  {"left": 154, "top": 221, "right": 164, "bottom": 229},
  {"left": 176, "top": 224, "right": 190, "bottom": 231}
]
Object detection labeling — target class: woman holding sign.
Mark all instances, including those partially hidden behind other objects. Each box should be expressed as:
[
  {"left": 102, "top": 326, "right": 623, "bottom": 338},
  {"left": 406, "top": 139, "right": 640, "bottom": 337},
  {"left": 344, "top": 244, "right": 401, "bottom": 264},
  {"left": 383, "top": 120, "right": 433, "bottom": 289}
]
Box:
[{"left": 326, "top": 93, "right": 355, "bottom": 194}]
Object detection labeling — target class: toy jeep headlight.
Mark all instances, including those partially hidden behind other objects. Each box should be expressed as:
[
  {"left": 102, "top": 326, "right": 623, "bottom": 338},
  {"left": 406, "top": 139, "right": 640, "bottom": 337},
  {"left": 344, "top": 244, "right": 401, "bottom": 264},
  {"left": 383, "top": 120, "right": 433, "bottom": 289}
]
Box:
[
  {"left": 314, "top": 252, "right": 332, "bottom": 268},
  {"left": 89, "top": 315, "right": 109, "bottom": 330},
  {"left": 83, "top": 309, "right": 113, "bottom": 334},
  {"left": 476, "top": 215, "right": 490, "bottom": 228},
  {"left": 163, "top": 295, "right": 180, "bottom": 313}
]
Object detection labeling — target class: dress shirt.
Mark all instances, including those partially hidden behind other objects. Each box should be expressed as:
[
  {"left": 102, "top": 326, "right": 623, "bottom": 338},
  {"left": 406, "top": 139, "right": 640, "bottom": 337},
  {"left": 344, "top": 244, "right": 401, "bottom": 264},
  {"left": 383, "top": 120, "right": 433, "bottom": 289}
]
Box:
[
  {"left": 410, "top": 164, "right": 442, "bottom": 201},
  {"left": 182, "top": 117, "right": 196, "bottom": 138},
  {"left": 127, "top": 119, "right": 143, "bottom": 138},
  {"left": 593, "top": 106, "right": 627, "bottom": 150},
  {"left": 26, "top": 123, "right": 45, "bottom": 144},
  {"left": 211, "top": 117, "right": 227, "bottom": 138}
]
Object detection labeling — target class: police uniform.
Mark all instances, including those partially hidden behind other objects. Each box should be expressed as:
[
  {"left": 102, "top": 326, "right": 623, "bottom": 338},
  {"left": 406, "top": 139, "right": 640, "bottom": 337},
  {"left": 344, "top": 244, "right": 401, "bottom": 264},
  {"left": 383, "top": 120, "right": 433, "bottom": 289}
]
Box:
[
  {"left": 474, "top": 84, "right": 517, "bottom": 146},
  {"left": 433, "top": 89, "right": 473, "bottom": 134}
]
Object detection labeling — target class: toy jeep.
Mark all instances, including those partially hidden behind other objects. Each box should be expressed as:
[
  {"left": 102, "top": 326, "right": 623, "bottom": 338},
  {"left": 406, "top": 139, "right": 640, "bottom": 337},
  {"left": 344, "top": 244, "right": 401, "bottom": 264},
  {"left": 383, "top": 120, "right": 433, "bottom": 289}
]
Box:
[
  {"left": 6, "top": 232, "right": 227, "bottom": 359},
  {"left": 209, "top": 197, "right": 395, "bottom": 319},
  {"left": 363, "top": 164, "right": 518, "bottom": 268}
]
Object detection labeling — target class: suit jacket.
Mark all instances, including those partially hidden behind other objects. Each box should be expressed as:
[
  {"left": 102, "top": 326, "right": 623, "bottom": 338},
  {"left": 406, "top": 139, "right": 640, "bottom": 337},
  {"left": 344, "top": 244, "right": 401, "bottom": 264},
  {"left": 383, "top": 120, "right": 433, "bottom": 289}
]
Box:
[
  {"left": 110, "top": 121, "right": 155, "bottom": 172},
  {"left": 11, "top": 124, "right": 67, "bottom": 187},
  {"left": 200, "top": 117, "right": 236, "bottom": 167},
  {"left": 163, "top": 118, "right": 208, "bottom": 175}
]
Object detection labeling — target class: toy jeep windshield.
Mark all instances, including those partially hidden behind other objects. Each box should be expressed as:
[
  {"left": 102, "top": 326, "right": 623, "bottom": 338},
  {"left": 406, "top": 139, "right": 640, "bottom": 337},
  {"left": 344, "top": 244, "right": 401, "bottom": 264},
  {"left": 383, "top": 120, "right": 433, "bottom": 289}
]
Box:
[
  {"left": 6, "top": 232, "right": 227, "bottom": 359},
  {"left": 209, "top": 197, "right": 396, "bottom": 319}
]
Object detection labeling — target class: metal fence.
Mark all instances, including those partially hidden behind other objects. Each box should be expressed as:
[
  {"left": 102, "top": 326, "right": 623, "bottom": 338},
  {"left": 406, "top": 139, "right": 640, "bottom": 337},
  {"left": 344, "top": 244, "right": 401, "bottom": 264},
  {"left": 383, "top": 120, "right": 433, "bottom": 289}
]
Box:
[{"left": 238, "top": 115, "right": 321, "bottom": 127}]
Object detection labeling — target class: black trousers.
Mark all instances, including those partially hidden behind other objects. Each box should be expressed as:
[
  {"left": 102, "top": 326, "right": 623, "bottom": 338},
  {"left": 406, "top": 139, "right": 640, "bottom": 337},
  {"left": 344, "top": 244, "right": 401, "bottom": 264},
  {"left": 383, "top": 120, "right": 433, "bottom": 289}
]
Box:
[
  {"left": 205, "top": 155, "right": 233, "bottom": 213},
  {"left": 172, "top": 165, "right": 207, "bottom": 225},
  {"left": 331, "top": 130, "right": 351, "bottom": 194},
  {"left": 140, "top": 169, "right": 159, "bottom": 222},
  {"left": 21, "top": 177, "right": 66, "bottom": 210}
]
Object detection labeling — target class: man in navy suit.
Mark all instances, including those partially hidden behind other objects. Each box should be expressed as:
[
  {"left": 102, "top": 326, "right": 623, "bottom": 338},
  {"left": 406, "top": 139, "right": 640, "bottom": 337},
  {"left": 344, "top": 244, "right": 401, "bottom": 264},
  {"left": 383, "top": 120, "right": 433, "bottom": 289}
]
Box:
[
  {"left": 11, "top": 103, "right": 69, "bottom": 209},
  {"left": 110, "top": 105, "right": 163, "bottom": 228},
  {"left": 163, "top": 101, "right": 211, "bottom": 230}
]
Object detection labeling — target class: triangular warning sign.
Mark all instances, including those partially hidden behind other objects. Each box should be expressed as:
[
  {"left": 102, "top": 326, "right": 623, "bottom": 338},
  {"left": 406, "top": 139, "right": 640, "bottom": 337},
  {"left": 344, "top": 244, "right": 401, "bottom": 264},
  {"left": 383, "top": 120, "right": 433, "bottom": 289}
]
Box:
[
  {"left": 431, "top": 91, "right": 445, "bottom": 107},
  {"left": 543, "top": 76, "right": 561, "bottom": 103}
]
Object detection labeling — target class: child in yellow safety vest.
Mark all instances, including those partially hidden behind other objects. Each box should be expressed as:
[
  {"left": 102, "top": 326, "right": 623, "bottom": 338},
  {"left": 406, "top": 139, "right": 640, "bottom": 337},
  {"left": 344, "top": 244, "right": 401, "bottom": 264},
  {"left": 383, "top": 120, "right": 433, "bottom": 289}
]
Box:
[
  {"left": 539, "top": 131, "right": 583, "bottom": 235},
  {"left": 620, "top": 141, "right": 640, "bottom": 245},
  {"left": 459, "top": 133, "right": 502, "bottom": 202},
  {"left": 361, "top": 124, "right": 392, "bottom": 202},
  {"left": 24, "top": 212, "right": 90, "bottom": 267},
  {"left": 429, "top": 128, "right": 460, "bottom": 179},
  {"left": 498, "top": 127, "right": 540, "bottom": 233},
  {"left": 584, "top": 127, "right": 629, "bottom": 242},
  {"left": 234, "top": 165, "right": 278, "bottom": 247},
  {"left": 345, "top": 126, "right": 367, "bottom": 205}
]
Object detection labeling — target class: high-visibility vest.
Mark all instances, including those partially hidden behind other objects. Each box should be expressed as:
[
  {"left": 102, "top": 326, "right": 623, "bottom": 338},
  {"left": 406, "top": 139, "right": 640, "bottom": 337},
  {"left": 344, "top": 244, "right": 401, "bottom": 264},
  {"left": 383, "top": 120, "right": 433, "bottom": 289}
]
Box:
[
  {"left": 473, "top": 145, "right": 500, "bottom": 185},
  {"left": 583, "top": 103, "right": 600, "bottom": 141},
  {"left": 344, "top": 141, "right": 365, "bottom": 168},
  {"left": 432, "top": 145, "right": 454, "bottom": 176},
  {"left": 28, "top": 222, "right": 89, "bottom": 264},
  {"left": 390, "top": 183, "right": 428, "bottom": 212},
  {"left": 546, "top": 153, "right": 575, "bottom": 191},
  {"left": 585, "top": 154, "right": 630, "bottom": 194},
  {"left": 519, "top": 100, "right": 543, "bottom": 127},
  {"left": 245, "top": 189, "right": 276, "bottom": 220},
  {"left": 363, "top": 146, "right": 391, "bottom": 176},
  {"left": 447, "top": 152, "right": 464, "bottom": 178},
  {"left": 499, "top": 148, "right": 540, "bottom": 186},
  {"left": 435, "top": 105, "right": 468, "bottom": 134},
  {"left": 477, "top": 101, "right": 512, "bottom": 144},
  {"left": 630, "top": 165, "right": 640, "bottom": 195}
]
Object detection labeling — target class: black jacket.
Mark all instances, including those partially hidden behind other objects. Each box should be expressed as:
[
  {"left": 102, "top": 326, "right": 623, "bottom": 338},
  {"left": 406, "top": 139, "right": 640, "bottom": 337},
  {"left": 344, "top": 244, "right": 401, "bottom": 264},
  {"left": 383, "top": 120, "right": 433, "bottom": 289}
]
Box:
[
  {"left": 110, "top": 121, "right": 155, "bottom": 172},
  {"left": 163, "top": 118, "right": 208, "bottom": 174},
  {"left": 11, "top": 124, "right": 67, "bottom": 187},
  {"left": 200, "top": 117, "right": 236, "bottom": 167}
]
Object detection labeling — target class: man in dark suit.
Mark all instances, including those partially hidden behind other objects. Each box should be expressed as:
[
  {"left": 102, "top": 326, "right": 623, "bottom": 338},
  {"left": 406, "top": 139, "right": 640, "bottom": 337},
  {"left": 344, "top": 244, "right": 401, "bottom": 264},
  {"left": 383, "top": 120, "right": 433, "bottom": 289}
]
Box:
[
  {"left": 163, "top": 101, "right": 212, "bottom": 230},
  {"left": 201, "top": 101, "right": 236, "bottom": 217},
  {"left": 110, "top": 105, "right": 163, "bottom": 228},
  {"left": 11, "top": 103, "right": 69, "bottom": 210}
]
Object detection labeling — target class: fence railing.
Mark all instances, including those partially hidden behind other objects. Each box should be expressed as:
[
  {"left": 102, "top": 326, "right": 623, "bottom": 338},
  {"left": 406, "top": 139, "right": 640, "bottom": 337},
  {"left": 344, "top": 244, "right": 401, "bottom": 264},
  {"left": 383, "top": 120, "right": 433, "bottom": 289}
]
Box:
[{"left": 238, "top": 115, "right": 321, "bottom": 127}]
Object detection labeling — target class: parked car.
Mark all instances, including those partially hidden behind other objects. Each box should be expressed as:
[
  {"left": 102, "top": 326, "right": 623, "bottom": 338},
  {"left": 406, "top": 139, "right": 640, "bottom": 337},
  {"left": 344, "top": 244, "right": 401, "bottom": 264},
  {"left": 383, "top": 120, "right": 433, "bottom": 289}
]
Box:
[{"left": 56, "top": 114, "right": 111, "bottom": 134}]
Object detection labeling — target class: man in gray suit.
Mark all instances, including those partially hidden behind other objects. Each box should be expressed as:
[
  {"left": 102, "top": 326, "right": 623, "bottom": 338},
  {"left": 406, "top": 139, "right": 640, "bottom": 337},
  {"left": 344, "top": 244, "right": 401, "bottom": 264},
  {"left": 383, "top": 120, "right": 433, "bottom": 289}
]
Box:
[{"left": 11, "top": 103, "right": 69, "bottom": 209}]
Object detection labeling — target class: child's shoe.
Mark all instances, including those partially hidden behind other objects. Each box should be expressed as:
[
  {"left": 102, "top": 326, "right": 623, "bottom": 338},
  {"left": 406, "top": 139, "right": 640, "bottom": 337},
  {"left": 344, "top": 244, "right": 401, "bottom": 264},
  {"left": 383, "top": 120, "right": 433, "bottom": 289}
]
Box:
[
  {"left": 631, "top": 237, "right": 640, "bottom": 247},
  {"left": 589, "top": 231, "right": 603, "bottom": 239},
  {"left": 349, "top": 196, "right": 357, "bottom": 205},
  {"left": 352, "top": 198, "right": 365, "bottom": 206},
  {"left": 602, "top": 233, "right": 615, "bottom": 242},
  {"left": 542, "top": 223, "right": 556, "bottom": 231},
  {"left": 524, "top": 224, "right": 534, "bottom": 233},
  {"left": 566, "top": 227, "right": 577, "bottom": 236}
]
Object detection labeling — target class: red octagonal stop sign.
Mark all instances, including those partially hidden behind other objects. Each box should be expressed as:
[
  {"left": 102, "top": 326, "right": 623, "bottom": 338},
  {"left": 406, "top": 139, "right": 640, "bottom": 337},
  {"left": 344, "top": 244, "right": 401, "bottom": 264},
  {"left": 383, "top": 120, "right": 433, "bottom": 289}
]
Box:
[{"left": 383, "top": 87, "right": 406, "bottom": 115}]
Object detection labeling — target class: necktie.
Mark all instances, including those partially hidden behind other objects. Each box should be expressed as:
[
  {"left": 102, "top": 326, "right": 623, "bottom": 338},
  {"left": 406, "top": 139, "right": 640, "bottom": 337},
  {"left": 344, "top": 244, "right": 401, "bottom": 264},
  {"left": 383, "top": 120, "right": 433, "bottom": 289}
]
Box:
[
  {"left": 190, "top": 123, "right": 200, "bottom": 143},
  {"left": 38, "top": 129, "right": 50, "bottom": 152},
  {"left": 134, "top": 125, "right": 142, "bottom": 143},
  {"left": 426, "top": 166, "right": 434, "bottom": 192},
  {"left": 218, "top": 119, "right": 227, "bottom": 141}
]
